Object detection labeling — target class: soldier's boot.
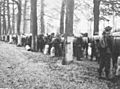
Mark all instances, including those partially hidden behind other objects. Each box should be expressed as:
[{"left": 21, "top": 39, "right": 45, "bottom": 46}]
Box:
[
  {"left": 98, "top": 69, "right": 102, "bottom": 79},
  {"left": 90, "top": 55, "right": 93, "bottom": 61},
  {"left": 77, "top": 57, "right": 82, "bottom": 61},
  {"left": 105, "top": 71, "right": 110, "bottom": 80}
]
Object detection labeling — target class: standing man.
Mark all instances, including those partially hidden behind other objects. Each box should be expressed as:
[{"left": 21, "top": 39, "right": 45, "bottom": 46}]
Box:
[
  {"left": 76, "top": 34, "right": 83, "bottom": 61},
  {"left": 98, "top": 26, "right": 112, "bottom": 80}
]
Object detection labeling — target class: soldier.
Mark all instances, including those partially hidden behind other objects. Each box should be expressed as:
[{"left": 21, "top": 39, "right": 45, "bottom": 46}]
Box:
[
  {"left": 73, "top": 36, "right": 77, "bottom": 57},
  {"left": 76, "top": 34, "right": 83, "bottom": 61},
  {"left": 95, "top": 39, "right": 100, "bottom": 63},
  {"left": 90, "top": 39, "right": 96, "bottom": 61},
  {"left": 98, "top": 26, "right": 112, "bottom": 80},
  {"left": 82, "top": 33, "right": 89, "bottom": 58},
  {"left": 37, "top": 34, "right": 44, "bottom": 52}
]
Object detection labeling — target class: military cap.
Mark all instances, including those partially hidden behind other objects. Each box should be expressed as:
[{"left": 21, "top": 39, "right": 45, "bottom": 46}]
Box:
[{"left": 104, "top": 26, "right": 112, "bottom": 32}]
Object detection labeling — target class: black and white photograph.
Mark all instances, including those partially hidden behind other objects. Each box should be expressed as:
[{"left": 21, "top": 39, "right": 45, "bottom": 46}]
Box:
[{"left": 0, "top": 0, "right": 120, "bottom": 89}]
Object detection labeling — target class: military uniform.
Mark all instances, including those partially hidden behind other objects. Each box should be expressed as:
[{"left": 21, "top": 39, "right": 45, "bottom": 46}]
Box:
[
  {"left": 76, "top": 37, "right": 83, "bottom": 61},
  {"left": 98, "top": 26, "right": 112, "bottom": 79}
]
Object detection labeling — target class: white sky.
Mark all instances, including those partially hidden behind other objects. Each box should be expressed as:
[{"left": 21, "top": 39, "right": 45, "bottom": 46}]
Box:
[{"left": 7, "top": 0, "right": 120, "bottom": 35}]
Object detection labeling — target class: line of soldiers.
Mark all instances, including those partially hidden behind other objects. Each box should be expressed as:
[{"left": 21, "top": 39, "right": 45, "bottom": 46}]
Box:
[
  {"left": 0, "top": 26, "right": 116, "bottom": 80},
  {"left": 12, "top": 33, "right": 65, "bottom": 57},
  {"left": 73, "top": 26, "right": 116, "bottom": 80},
  {"left": 0, "top": 33, "right": 64, "bottom": 57}
]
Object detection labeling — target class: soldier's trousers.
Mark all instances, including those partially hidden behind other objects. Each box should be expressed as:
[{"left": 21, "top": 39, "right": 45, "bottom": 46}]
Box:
[{"left": 98, "top": 53, "right": 111, "bottom": 78}]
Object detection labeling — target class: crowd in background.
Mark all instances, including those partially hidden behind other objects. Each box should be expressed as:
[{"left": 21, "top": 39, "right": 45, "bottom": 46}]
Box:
[{"left": 1, "top": 26, "right": 120, "bottom": 80}]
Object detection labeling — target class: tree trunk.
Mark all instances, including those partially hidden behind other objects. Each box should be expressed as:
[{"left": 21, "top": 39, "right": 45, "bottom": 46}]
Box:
[
  {"left": 3, "top": 0, "right": 7, "bottom": 35},
  {"left": 40, "top": 0, "right": 45, "bottom": 34},
  {"left": 60, "top": 0, "right": 66, "bottom": 34},
  {"left": 65, "top": 0, "right": 74, "bottom": 36},
  {"left": 0, "top": 1, "right": 3, "bottom": 40},
  {"left": 12, "top": 2, "right": 15, "bottom": 34},
  {"left": 23, "top": 0, "right": 27, "bottom": 34},
  {"left": 93, "top": 0, "right": 100, "bottom": 35},
  {"left": 7, "top": 0, "right": 11, "bottom": 35},
  {"left": 12, "top": 0, "right": 22, "bottom": 46},
  {"left": 30, "top": 0, "right": 38, "bottom": 51},
  {"left": 62, "top": 0, "right": 74, "bottom": 65},
  {"left": 9, "top": 1, "right": 15, "bottom": 43},
  {"left": 0, "top": 4, "right": 1, "bottom": 38},
  {"left": 17, "top": 0, "right": 21, "bottom": 36}
]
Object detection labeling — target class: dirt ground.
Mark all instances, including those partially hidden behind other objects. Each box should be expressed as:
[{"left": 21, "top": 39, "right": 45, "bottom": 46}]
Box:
[{"left": 0, "top": 41, "right": 120, "bottom": 89}]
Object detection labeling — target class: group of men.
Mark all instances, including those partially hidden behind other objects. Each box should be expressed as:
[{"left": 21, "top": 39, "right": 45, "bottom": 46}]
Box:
[
  {"left": 22, "top": 33, "right": 65, "bottom": 57},
  {"left": 73, "top": 26, "right": 116, "bottom": 80},
  {"left": 1, "top": 26, "right": 118, "bottom": 80}
]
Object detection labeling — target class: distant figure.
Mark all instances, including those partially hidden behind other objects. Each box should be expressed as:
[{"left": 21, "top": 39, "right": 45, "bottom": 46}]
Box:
[
  {"left": 95, "top": 39, "right": 100, "bottom": 63},
  {"left": 90, "top": 38, "right": 100, "bottom": 62},
  {"left": 82, "top": 35, "right": 89, "bottom": 58},
  {"left": 76, "top": 35, "right": 83, "bottom": 61},
  {"left": 73, "top": 37, "right": 77, "bottom": 57},
  {"left": 37, "top": 34, "right": 44, "bottom": 52},
  {"left": 90, "top": 40, "right": 96, "bottom": 61}
]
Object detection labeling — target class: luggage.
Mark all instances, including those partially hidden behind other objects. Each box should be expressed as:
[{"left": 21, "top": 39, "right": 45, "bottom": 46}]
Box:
[
  {"left": 44, "top": 44, "right": 49, "bottom": 55},
  {"left": 88, "top": 43, "right": 92, "bottom": 56},
  {"left": 116, "top": 56, "right": 120, "bottom": 76},
  {"left": 25, "top": 45, "right": 31, "bottom": 51},
  {"left": 50, "top": 46, "right": 55, "bottom": 57}
]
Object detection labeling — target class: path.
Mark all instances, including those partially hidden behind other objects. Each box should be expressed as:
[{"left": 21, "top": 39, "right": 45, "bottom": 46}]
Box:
[{"left": 0, "top": 41, "right": 119, "bottom": 89}]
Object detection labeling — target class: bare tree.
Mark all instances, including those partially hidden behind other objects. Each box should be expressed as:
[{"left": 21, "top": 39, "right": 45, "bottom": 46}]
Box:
[
  {"left": 9, "top": 1, "right": 15, "bottom": 43},
  {"left": 65, "top": 0, "right": 74, "bottom": 36},
  {"left": 7, "top": 0, "right": 11, "bottom": 35},
  {"left": 62, "top": 0, "right": 74, "bottom": 65},
  {"left": 3, "top": 0, "right": 6, "bottom": 35},
  {"left": 60, "top": 0, "right": 66, "bottom": 34},
  {"left": 0, "top": 3, "right": 1, "bottom": 38},
  {"left": 40, "top": 0, "right": 45, "bottom": 34},
  {"left": 30, "top": 0, "right": 38, "bottom": 51},
  {"left": 23, "top": 0, "right": 27, "bottom": 34},
  {"left": 93, "top": 0, "right": 101, "bottom": 35},
  {"left": 12, "top": 1, "right": 15, "bottom": 34},
  {"left": 12, "top": 0, "right": 21, "bottom": 35},
  {"left": 12, "top": 0, "right": 22, "bottom": 45}
]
